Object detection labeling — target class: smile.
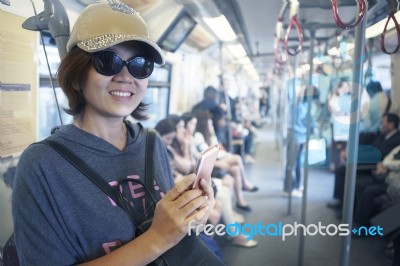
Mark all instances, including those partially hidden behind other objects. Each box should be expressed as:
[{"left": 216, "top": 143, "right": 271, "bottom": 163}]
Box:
[{"left": 109, "top": 91, "right": 133, "bottom": 97}]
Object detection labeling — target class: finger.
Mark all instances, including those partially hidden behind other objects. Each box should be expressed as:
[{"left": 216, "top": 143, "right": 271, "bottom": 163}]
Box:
[
  {"left": 184, "top": 205, "right": 210, "bottom": 225},
  {"left": 180, "top": 195, "right": 209, "bottom": 217},
  {"left": 174, "top": 189, "right": 203, "bottom": 209},
  {"left": 199, "top": 179, "right": 213, "bottom": 198},
  {"left": 189, "top": 207, "right": 210, "bottom": 226},
  {"left": 163, "top": 174, "right": 196, "bottom": 201}
]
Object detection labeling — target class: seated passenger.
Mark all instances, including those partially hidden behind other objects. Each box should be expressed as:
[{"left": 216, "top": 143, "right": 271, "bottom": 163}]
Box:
[
  {"left": 361, "top": 81, "right": 399, "bottom": 133},
  {"left": 155, "top": 117, "right": 257, "bottom": 248},
  {"left": 353, "top": 144, "right": 400, "bottom": 227},
  {"left": 193, "top": 110, "right": 258, "bottom": 212},
  {"left": 328, "top": 113, "right": 400, "bottom": 211},
  {"left": 231, "top": 97, "right": 257, "bottom": 164}
]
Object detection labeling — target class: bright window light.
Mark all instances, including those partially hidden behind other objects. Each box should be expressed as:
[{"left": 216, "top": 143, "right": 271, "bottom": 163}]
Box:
[
  {"left": 203, "top": 15, "right": 237, "bottom": 42},
  {"left": 328, "top": 42, "right": 354, "bottom": 56},
  {"left": 366, "top": 11, "right": 400, "bottom": 39}
]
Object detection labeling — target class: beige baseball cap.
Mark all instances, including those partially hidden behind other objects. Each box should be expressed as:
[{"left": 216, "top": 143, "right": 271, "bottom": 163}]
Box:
[{"left": 67, "top": 2, "right": 165, "bottom": 65}]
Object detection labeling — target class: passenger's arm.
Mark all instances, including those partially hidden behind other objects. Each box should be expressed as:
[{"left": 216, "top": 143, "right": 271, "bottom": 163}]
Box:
[
  {"left": 81, "top": 174, "right": 211, "bottom": 266},
  {"left": 382, "top": 146, "right": 400, "bottom": 171}
]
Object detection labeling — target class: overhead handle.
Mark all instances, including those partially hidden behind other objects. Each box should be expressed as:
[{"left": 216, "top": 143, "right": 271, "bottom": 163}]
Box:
[
  {"left": 284, "top": 15, "right": 303, "bottom": 56},
  {"left": 380, "top": 11, "right": 400, "bottom": 54},
  {"left": 331, "top": 0, "right": 367, "bottom": 30}
]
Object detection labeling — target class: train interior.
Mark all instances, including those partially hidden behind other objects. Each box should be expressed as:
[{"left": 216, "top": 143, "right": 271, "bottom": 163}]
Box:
[{"left": 1, "top": 0, "right": 400, "bottom": 265}]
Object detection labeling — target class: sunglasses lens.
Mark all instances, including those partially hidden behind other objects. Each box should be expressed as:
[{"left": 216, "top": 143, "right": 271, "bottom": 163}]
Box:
[
  {"left": 93, "top": 52, "right": 123, "bottom": 76},
  {"left": 93, "top": 52, "right": 154, "bottom": 78},
  {"left": 128, "top": 58, "right": 154, "bottom": 79}
]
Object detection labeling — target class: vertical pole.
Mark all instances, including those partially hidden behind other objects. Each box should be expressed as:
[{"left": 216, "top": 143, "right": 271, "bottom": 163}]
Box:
[
  {"left": 219, "top": 41, "right": 233, "bottom": 153},
  {"left": 298, "top": 28, "right": 316, "bottom": 266},
  {"left": 339, "top": 2, "right": 368, "bottom": 266},
  {"left": 287, "top": 55, "right": 299, "bottom": 216}
]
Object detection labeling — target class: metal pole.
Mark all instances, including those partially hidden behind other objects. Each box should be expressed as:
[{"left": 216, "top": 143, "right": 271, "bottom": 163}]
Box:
[
  {"left": 339, "top": 2, "right": 368, "bottom": 265},
  {"left": 285, "top": 0, "right": 300, "bottom": 217},
  {"left": 218, "top": 41, "right": 233, "bottom": 153},
  {"left": 298, "top": 28, "right": 316, "bottom": 266},
  {"left": 287, "top": 55, "right": 299, "bottom": 216}
]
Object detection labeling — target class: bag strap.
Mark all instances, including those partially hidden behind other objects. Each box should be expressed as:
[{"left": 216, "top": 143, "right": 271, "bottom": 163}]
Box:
[
  {"left": 41, "top": 139, "right": 119, "bottom": 201},
  {"left": 144, "top": 129, "right": 156, "bottom": 214},
  {"left": 39, "top": 128, "right": 157, "bottom": 226}
]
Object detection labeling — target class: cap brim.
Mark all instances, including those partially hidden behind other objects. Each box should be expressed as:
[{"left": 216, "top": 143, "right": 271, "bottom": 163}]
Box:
[{"left": 77, "top": 35, "right": 165, "bottom": 65}]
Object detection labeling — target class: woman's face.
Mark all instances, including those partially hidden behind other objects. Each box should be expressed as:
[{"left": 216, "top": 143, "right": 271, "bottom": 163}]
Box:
[
  {"left": 186, "top": 118, "right": 197, "bottom": 135},
  {"left": 82, "top": 42, "right": 149, "bottom": 120},
  {"left": 175, "top": 120, "right": 186, "bottom": 140},
  {"left": 161, "top": 131, "right": 176, "bottom": 146}
]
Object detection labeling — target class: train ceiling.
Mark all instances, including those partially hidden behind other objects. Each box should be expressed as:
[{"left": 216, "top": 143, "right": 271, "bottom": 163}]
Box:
[{"left": 7, "top": 0, "right": 396, "bottom": 82}]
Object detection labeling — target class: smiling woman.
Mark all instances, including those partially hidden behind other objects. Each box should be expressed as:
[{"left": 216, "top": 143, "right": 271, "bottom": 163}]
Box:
[{"left": 11, "top": 1, "right": 220, "bottom": 265}]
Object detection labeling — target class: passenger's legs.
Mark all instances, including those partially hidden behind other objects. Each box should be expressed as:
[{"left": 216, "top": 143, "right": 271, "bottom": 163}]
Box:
[
  {"left": 229, "top": 165, "right": 250, "bottom": 209},
  {"left": 333, "top": 165, "right": 346, "bottom": 201},
  {"left": 284, "top": 141, "right": 302, "bottom": 192},
  {"left": 353, "top": 183, "right": 387, "bottom": 226},
  {"left": 221, "top": 153, "right": 257, "bottom": 191},
  {"left": 294, "top": 143, "right": 304, "bottom": 189}
]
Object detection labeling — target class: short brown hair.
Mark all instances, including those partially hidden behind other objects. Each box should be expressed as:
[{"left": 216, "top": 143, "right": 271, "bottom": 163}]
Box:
[{"left": 57, "top": 47, "right": 148, "bottom": 120}]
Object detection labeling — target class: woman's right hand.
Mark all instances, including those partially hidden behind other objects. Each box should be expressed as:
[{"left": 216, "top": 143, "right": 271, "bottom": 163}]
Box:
[{"left": 146, "top": 174, "right": 209, "bottom": 251}]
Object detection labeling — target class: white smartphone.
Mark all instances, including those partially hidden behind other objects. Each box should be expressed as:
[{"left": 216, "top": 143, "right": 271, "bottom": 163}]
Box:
[{"left": 192, "top": 144, "right": 219, "bottom": 189}]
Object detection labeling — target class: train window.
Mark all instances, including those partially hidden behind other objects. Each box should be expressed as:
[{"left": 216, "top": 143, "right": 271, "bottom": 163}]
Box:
[
  {"left": 37, "top": 34, "right": 72, "bottom": 140},
  {"left": 141, "top": 64, "right": 172, "bottom": 128}
]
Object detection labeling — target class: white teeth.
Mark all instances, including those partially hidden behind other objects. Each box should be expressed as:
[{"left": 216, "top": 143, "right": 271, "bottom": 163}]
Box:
[{"left": 110, "top": 91, "right": 132, "bottom": 97}]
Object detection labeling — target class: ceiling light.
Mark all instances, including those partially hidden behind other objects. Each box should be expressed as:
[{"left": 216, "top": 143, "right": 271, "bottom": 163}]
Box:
[
  {"left": 237, "top": 56, "right": 251, "bottom": 65},
  {"left": 226, "top": 43, "right": 247, "bottom": 58},
  {"left": 366, "top": 11, "right": 400, "bottom": 39},
  {"left": 203, "top": 15, "right": 237, "bottom": 42}
]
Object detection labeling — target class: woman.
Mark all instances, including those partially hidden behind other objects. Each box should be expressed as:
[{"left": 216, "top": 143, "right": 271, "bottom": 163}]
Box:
[
  {"left": 155, "top": 117, "right": 257, "bottom": 248},
  {"left": 12, "top": 2, "right": 214, "bottom": 265},
  {"left": 361, "top": 81, "right": 399, "bottom": 133},
  {"left": 194, "top": 110, "right": 258, "bottom": 211},
  {"left": 168, "top": 114, "right": 198, "bottom": 176}
]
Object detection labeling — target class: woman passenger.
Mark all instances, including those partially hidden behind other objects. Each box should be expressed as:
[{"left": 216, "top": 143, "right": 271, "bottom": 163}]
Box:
[
  {"left": 194, "top": 110, "right": 259, "bottom": 211},
  {"left": 12, "top": 2, "right": 214, "bottom": 265},
  {"left": 155, "top": 117, "right": 257, "bottom": 248}
]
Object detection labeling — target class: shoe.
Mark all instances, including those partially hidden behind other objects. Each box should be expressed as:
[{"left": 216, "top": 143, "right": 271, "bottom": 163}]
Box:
[
  {"left": 243, "top": 186, "right": 259, "bottom": 192},
  {"left": 327, "top": 200, "right": 342, "bottom": 209},
  {"left": 233, "top": 211, "right": 245, "bottom": 224},
  {"left": 292, "top": 189, "right": 303, "bottom": 198},
  {"left": 236, "top": 203, "right": 252, "bottom": 212},
  {"left": 385, "top": 241, "right": 395, "bottom": 259},
  {"left": 245, "top": 155, "right": 256, "bottom": 164},
  {"left": 230, "top": 238, "right": 258, "bottom": 248},
  {"left": 282, "top": 190, "right": 302, "bottom": 198}
]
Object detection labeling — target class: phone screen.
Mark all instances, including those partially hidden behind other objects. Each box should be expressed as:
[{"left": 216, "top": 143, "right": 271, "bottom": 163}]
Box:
[{"left": 192, "top": 144, "right": 219, "bottom": 189}]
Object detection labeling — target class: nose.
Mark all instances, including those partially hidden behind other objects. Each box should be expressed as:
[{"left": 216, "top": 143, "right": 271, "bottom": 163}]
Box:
[{"left": 113, "top": 65, "right": 134, "bottom": 82}]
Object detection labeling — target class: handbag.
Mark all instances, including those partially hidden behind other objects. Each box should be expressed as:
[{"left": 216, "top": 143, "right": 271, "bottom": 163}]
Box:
[
  {"left": 307, "top": 138, "right": 326, "bottom": 165},
  {"left": 40, "top": 129, "right": 225, "bottom": 266}
]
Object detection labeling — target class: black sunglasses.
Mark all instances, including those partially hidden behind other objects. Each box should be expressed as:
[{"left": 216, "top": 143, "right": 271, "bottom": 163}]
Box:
[{"left": 92, "top": 51, "right": 154, "bottom": 79}]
